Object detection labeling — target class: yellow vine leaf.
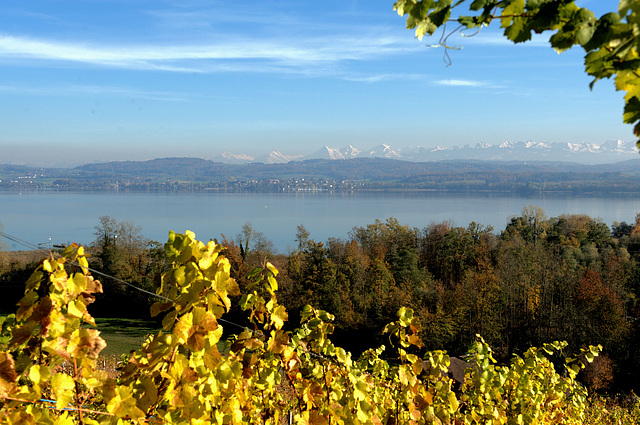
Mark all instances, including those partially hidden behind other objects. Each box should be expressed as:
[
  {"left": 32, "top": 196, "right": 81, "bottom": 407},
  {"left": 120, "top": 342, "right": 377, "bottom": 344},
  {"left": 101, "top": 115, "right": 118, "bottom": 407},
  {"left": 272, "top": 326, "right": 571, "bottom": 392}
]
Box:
[{"left": 51, "top": 373, "right": 75, "bottom": 410}]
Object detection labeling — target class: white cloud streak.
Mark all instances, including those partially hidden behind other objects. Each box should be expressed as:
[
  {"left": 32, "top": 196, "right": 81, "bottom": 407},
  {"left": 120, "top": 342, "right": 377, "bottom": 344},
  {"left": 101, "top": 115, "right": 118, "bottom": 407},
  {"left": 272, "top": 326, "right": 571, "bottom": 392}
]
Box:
[
  {"left": 341, "top": 73, "right": 427, "bottom": 83},
  {"left": 0, "top": 83, "right": 194, "bottom": 102},
  {"left": 434, "top": 78, "right": 507, "bottom": 89},
  {"left": 0, "top": 34, "right": 417, "bottom": 74},
  {"left": 436, "top": 79, "right": 485, "bottom": 87}
]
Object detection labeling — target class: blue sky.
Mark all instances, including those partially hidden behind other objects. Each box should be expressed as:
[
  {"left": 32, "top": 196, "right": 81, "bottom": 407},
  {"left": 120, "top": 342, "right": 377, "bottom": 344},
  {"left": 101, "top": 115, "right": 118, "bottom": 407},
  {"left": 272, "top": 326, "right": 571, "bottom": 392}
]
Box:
[{"left": 0, "top": 0, "right": 629, "bottom": 166}]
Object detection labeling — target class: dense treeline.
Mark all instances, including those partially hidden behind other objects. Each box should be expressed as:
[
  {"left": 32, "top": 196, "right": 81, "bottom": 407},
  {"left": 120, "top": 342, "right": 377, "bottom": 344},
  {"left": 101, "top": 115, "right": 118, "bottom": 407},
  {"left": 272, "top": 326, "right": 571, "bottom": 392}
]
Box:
[
  {"left": 226, "top": 209, "right": 640, "bottom": 394},
  {"left": 2, "top": 232, "right": 632, "bottom": 424},
  {"left": 1, "top": 209, "right": 640, "bottom": 393}
]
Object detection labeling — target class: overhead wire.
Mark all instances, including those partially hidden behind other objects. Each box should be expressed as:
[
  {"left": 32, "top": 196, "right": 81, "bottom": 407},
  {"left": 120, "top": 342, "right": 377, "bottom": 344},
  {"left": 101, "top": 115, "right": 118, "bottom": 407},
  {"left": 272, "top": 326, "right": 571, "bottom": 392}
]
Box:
[
  {"left": 0, "top": 234, "right": 339, "bottom": 373},
  {"left": 0, "top": 231, "right": 336, "bottom": 363},
  {"left": 0, "top": 230, "right": 173, "bottom": 303},
  {"left": 0, "top": 229, "right": 410, "bottom": 421},
  {"left": 0, "top": 230, "right": 267, "bottom": 340}
]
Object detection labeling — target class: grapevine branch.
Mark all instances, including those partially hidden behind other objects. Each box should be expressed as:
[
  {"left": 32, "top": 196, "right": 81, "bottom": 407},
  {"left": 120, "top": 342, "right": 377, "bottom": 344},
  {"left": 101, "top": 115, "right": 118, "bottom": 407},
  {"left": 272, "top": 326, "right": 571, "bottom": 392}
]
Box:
[
  {"left": 72, "top": 358, "right": 84, "bottom": 425},
  {"left": 4, "top": 397, "right": 115, "bottom": 418}
]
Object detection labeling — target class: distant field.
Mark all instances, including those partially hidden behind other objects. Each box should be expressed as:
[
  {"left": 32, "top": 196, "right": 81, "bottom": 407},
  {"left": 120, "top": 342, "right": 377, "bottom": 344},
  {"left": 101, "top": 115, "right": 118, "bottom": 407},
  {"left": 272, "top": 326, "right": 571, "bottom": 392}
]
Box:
[{"left": 94, "top": 317, "right": 160, "bottom": 357}]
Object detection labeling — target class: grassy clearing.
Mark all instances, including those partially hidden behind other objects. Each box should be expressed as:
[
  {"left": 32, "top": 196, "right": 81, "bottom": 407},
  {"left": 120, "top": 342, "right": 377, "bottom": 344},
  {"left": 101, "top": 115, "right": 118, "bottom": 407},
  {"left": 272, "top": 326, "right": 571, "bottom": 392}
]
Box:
[{"left": 93, "top": 317, "right": 160, "bottom": 358}]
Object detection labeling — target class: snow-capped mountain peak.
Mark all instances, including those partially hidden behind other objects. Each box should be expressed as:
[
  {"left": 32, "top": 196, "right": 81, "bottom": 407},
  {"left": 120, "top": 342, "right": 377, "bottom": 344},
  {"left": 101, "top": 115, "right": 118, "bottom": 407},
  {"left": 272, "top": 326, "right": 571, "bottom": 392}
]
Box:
[
  {"left": 432, "top": 145, "right": 455, "bottom": 152},
  {"left": 213, "top": 140, "right": 638, "bottom": 165},
  {"left": 358, "top": 144, "right": 401, "bottom": 159},
  {"left": 342, "top": 145, "right": 360, "bottom": 158},
  {"left": 525, "top": 141, "right": 550, "bottom": 149},
  {"left": 255, "top": 151, "right": 302, "bottom": 164},
  {"left": 214, "top": 152, "right": 254, "bottom": 164},
  {"left": 601, "top": 139, "right": 629, "bottom": 151},
  {"left": 305, "top": 145, "right": 361, "bottom": 160}
]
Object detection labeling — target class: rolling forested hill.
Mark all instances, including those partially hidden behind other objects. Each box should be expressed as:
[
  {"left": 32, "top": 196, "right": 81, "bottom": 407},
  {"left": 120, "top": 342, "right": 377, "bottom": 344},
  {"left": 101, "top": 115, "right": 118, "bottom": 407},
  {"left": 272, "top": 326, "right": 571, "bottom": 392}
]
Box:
[{"left": 1, "top": 157, "right": 640, "bottom": 193}]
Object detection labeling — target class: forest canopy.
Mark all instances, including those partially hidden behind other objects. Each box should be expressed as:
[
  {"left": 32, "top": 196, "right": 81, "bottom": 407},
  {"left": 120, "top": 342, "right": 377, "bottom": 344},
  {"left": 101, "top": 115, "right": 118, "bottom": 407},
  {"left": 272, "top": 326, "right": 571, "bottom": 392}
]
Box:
[
  {"left": 0, "top": 229, "right": 628, "bottom": 424},
  {"left": 2, "top": 210, "right": 639, "bottom": 393}
]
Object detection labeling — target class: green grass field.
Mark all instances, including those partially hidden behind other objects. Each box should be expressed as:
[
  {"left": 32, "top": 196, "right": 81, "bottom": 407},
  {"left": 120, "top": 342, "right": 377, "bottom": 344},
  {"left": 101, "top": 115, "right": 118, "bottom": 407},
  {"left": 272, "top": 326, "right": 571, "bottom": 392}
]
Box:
[{"left": 93, "top": 318, "right": 160, "bottom": 358}]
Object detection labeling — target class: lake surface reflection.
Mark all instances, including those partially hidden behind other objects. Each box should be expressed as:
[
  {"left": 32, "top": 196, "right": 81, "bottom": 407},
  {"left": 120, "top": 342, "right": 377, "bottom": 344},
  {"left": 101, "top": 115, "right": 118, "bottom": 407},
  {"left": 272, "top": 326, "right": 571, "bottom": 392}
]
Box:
[{"left": 1, "top": 190, "right": 639, "bottom": 252}]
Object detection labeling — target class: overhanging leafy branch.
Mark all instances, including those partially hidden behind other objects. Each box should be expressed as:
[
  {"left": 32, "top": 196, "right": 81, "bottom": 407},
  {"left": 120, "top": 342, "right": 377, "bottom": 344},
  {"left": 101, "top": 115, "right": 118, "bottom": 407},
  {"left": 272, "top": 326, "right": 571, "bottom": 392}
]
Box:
[{"left": 394, "top": 0, "right": 640, "bottom": 148}]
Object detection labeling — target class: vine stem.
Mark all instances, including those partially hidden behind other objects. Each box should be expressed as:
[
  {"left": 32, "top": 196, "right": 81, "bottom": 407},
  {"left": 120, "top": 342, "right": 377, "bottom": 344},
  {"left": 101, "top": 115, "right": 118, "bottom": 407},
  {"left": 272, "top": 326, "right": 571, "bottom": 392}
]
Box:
[
  {"left": 158, "top": 344, "right": 179, "bottom": 394},
  {"left": 146, "top": 343, "right": 181, "bottom": 417},
  {"left": 284, "top": 366, "right": 304, "bottom": 417},
  {"left": 73, "top": 358, "right": 84, "bottom": 425},
  {"left": 324, "top": 362, "right": 331, "bottom": 424},
  {"left": 3, "top": 396, "right": 115, "bottom": 417}
]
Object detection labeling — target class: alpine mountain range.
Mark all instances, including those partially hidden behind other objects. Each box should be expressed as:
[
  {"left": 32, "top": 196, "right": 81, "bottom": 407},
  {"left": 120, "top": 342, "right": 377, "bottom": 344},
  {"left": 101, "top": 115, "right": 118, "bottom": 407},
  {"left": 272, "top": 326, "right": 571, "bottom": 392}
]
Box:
[{"left": 215, "top": 140, "right": 639, "bottom": 165}]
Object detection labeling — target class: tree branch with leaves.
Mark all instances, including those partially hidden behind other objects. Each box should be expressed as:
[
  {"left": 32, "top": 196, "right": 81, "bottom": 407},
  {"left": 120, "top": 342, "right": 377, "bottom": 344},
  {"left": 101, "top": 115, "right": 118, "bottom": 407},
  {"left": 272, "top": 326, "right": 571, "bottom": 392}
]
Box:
[{"left": 394, "top": 0, "right": 640, "bottom": 148}]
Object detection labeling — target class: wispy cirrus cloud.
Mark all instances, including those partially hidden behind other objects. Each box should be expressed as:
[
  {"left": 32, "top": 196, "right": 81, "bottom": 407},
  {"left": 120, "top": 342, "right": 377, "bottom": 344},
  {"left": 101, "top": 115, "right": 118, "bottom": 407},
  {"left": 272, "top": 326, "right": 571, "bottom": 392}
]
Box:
[
  {"left": 434, "top": 78, "right": 506, "bottom": 89},
  {"left": 0, "top": 83, "right": 195, "bottom": 102},
  {"left": 341, "top": 73, "right": 427, "bottom": 83},
  {"left": 146, "top": 7, "right": 303, "bottom": 31},
  {"left": 435, "top": 79, "right": 485, "bottom": 87},
  {"left": 0, "top": 33, "right": 418, "bottom": 74}
]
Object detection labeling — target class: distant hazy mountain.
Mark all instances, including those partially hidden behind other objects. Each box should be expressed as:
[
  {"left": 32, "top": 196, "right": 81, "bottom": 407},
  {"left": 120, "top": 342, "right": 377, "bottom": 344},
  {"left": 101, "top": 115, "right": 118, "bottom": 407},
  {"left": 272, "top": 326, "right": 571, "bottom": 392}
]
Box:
[
  {"left": 358, "top": 144, "right": 402, "bottom": 159},
  {"left": 253, "top": 150, "right": 303, "bottom": 164},
  {"left": 304, "top": 145, "right": 361, "bottom": 160},
  {"left": 213, "top": 140, "right": 638, "bottom": 165},
  {"left": 486, "top": 140, "right": 638, "bottom": 163},
  {"left": 391, "top": 140, "right": 639, "bottom": 163},
  {"left": 214, "top": 151, "right": 254, "bottom": 164}
]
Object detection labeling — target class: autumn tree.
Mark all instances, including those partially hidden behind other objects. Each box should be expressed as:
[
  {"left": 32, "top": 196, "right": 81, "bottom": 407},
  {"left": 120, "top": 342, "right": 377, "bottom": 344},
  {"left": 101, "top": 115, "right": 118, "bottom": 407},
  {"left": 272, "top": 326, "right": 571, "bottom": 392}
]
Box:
[
  {"left": 235, "top": 221, "right": 276, "bottom": 262},
  {"left": 326, "top": 238, "right": 369, "bottom": 329},
  {"left": 455, "top": 226, "right": 503, "bottom": 350},
  {"left": 92, "top": 215, "right": 149, "bottom": 278},
  {"left": 573, "top": 268, "right": 629, "bottom": 349},
  {"left": 420, "top": 221, "right": 495, "bottom": 286},
  {"left": 280, "top": 240, "right": 342, "bottom": 332},
  {"left": 503, "top": 206, "right": 550, "bottom": 245},
  {"left": 495, "top": 232, "right": 568, "bottom": 355},
  {"left": 91, "top": 215, "right": 161, "bottom": 317},
  {"left": 295, "top": 224, "right": 311, "bottom": 251}
]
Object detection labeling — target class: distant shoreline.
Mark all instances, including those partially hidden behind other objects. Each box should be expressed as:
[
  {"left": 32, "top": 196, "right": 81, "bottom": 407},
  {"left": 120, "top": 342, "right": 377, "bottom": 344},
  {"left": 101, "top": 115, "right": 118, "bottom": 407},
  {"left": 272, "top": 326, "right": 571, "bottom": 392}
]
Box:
[
  {"left": 2, "top": 187, "right": 640, "bottom": 197},
  {"left": 2, "top": 157, "right": 640, "bottom": 195}
]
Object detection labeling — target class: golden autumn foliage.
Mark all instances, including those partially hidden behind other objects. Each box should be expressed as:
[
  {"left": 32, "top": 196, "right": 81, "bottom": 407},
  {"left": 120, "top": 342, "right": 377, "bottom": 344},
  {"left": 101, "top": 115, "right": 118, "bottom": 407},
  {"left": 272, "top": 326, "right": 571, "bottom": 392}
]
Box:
[{"left": 0, "top": 231, "right": 633, "bottom": 424}]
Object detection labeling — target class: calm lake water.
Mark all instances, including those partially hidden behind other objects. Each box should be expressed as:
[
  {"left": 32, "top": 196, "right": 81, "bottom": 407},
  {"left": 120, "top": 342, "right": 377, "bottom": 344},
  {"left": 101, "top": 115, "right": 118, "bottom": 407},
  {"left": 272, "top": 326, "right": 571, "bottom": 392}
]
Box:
[{"left": 1, "top": 190, "right": 639, "bottom": 252}]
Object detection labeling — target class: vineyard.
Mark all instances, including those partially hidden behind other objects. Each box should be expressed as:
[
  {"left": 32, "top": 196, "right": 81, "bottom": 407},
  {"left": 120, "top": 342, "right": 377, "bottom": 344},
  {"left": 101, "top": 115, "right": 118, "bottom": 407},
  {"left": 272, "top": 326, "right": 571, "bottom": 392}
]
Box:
[{"left": 0, "top": 231, "right": 638, "bottom": 424}]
